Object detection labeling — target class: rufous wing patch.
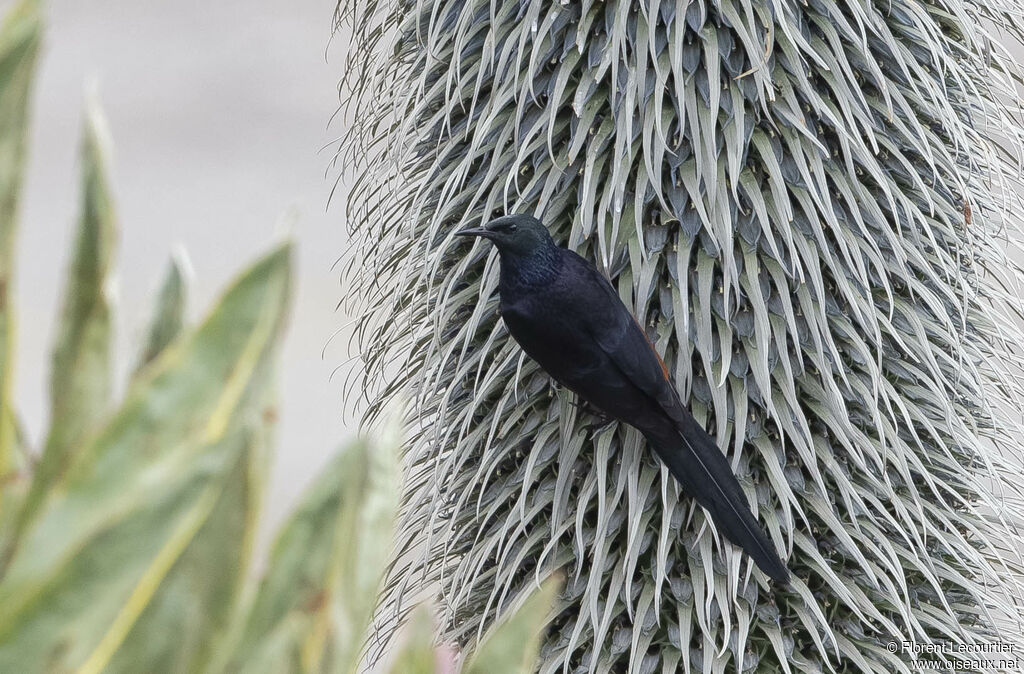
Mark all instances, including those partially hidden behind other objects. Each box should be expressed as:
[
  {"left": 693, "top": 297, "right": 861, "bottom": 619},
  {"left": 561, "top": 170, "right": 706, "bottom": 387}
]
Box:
[{"left": 631, "top": 314, "right": 671, "bottom": 381}]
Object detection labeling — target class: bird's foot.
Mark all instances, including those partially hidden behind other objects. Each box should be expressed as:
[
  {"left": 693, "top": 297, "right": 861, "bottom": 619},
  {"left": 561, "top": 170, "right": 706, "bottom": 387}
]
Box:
[
  {"left": 566, "top": 397, "right": 608, "bottom": 419},
  {"left": 554, "top": 390, "right": 613, "bottom": 433},
  {"left": 583, "top": 417, "right": 617, "bottom": 436}
]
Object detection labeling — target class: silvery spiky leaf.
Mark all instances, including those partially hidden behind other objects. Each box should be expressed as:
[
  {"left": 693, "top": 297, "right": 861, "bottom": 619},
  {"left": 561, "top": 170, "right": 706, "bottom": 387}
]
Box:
[{"left": 335, "top": 0, "right": 1024, "bottom": 671}]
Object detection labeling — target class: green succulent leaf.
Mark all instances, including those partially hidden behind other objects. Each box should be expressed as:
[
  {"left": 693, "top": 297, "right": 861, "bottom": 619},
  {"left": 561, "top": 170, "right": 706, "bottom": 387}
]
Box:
[
  {"left": 0, "top": 0, "right": 42, "bottom": 527},
  {"left": 224, "top": 422, "right": 400, "bottom": 674},
  {"left": 18, "top": 95, "right": 118, "bottom": 534},
  {"left": 103, "top": 386, "right": 275, "bottom": 674},
  {"left": 0, "top": 242, "right": 291, "bottom": 674},
  {"left": 0, "top": 408, "right": 28, "bottom": 552},
  {"left": 134, "top": 252, "right": 189, "bottom": 375},
  {"left": 384, "top": 606, "right": 443, "bottom": 674},
  {"left": 465, "top": 575, "right": 561, "bottom": 674}
]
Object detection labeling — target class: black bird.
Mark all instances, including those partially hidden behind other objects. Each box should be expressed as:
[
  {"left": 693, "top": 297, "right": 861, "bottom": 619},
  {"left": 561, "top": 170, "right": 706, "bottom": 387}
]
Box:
[{"left": 457, "top": 214, "right": 789, "bottom": 585}]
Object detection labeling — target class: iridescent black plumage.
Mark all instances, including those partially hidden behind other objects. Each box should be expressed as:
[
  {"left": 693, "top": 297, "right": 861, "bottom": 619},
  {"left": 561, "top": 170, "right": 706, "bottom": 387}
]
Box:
[{"left": 458, "top": 214, "right": 788, "bottom": 585}]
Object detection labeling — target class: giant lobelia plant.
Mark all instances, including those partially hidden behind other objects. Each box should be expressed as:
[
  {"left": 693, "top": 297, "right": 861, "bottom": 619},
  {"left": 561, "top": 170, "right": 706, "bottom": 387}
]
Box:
[{"left": 338, "top": 0, "right": 1024, "bottom": 671}]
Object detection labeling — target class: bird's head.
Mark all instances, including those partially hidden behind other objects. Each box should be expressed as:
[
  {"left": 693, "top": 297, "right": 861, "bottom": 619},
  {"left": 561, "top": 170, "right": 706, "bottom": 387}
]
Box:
[{"left": 455, "top": 214, "right": 554, "bottom": 256}]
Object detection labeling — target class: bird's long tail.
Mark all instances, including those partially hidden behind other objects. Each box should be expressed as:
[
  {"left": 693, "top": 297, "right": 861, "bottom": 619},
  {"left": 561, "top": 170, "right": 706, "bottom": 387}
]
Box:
[{"left": 646, "top": 415, "right": 789, "bottom": 585}]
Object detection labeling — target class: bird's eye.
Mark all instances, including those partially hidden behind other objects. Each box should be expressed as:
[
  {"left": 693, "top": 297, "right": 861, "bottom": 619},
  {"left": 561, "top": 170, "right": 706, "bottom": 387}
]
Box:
[{"left": 508, "top": 223, "right": 518, "bottom": 232}]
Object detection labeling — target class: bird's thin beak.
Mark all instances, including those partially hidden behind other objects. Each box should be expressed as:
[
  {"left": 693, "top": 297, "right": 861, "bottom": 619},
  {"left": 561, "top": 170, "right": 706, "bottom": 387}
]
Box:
[{"left": 455, "top": 227, "right": 490, "bottom": 238}]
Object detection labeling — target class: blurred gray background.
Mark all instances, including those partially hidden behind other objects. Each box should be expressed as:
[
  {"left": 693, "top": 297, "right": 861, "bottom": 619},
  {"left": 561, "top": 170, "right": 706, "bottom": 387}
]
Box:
[{"left": 9, "top": 0, "right": 354, "bottom": 546}]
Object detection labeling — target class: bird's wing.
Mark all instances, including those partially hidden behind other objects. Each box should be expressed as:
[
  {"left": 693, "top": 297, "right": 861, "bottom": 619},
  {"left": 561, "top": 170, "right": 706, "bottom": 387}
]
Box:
[
  {"left": 573, "top": 254, "right": 790, "bottom": 584},
  {"left": 572, "top": 255, "right": 689, "bottom": 422}
]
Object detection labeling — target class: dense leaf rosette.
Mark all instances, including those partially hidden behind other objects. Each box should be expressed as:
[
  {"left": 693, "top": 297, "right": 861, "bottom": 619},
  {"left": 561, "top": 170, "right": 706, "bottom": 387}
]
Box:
[{"left": 338, "top": 1, "right": 1024, "bottom": 671}]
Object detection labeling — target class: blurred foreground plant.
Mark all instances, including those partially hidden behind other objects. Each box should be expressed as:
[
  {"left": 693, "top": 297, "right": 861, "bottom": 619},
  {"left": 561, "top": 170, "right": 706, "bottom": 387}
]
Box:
[{"left": 0, "top": 2, "right": 555, "bottom": 672}]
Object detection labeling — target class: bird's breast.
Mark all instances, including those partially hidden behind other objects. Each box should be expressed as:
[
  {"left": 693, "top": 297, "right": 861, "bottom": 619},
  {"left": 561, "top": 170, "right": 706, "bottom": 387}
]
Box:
[{"left": 499, "top": 291, "right": 604, "bottom": 380}]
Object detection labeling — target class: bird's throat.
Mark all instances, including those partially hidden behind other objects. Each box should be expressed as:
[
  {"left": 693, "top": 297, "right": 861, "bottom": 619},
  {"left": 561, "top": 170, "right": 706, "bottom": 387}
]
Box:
[{"left": 498, "top": 246, "right": 560, "bottom": 293}]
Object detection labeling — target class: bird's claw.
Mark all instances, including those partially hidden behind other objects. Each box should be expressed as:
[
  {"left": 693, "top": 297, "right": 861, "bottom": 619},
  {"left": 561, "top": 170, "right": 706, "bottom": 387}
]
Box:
[{"left": 583, "top": 418, "right": 617, "bottom": 436}]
